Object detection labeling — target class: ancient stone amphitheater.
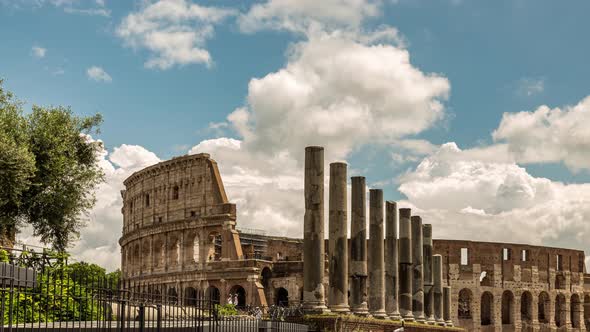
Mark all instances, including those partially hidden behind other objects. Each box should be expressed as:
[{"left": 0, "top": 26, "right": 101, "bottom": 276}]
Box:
[{"left": 120, "top": 153, "right": 589, "bottom": 331}]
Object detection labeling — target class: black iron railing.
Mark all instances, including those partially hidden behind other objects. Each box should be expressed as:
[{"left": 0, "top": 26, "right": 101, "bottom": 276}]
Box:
[{"left": 0, "top": 247, "right": 308, "bottom": 332}]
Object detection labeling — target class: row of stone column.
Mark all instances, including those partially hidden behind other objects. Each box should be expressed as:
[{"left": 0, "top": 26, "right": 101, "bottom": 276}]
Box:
[{"left": 302, "top": 146, "right": 453, "bottom": 326}]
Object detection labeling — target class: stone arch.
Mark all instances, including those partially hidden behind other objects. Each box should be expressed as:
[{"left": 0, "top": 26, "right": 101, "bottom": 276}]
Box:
[
  {"left": 572, "top": 293, "right": 582, "bottom": 328},
  {"left": 167, "top": 233, "right": 181, "bottom": 267},
  {"left": 555, "top": 293, "right": 567, "bottom": 328},
  {"left": 184, "top": 231, "right": 200, "bottom": 265},
  {"left": 584, "top": 294, "right": 590, "bottom": 332},
  {"left": 184, "top": 287, "right": 198, "bottom": 306},
  {"left": 229, "top": 285, "right": 246, "bottom": 308},
  {"left": 206, "top": 286, "right": 220, "bottom": 304},
  {"left": 276, "top": 287, "right": 289, "bottom": 307},
  {"left": 458, "top": 288, "right": 473, "bottom": 319},
  {"left": 153, "top": 236, "right": 165, "bottom": 268},
  {"left": 481, "top": 291, "right": 494, "bottom": 326},
  {"left": 167, "top": 287, "right": 179, "bottom": 305},
  {"left": 141, "top": 238, "right": 151, "bottom": 271},
  {"left": 520, "top": 291, "right": 533, "bottom": 325},
  {"left": 502, "top": 290, "right": 515, "bottom": 325},
  {"left": 207, "top": 231, "right": 222, "bottom": 261},
  {"left": 538, "top": 291, "right": 550, "bottom": 324}
]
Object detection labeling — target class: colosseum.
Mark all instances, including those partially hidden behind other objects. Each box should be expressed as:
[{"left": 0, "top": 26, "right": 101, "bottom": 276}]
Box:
[{"left": 120, "top": 153, "right": 590, "bottom": 331}]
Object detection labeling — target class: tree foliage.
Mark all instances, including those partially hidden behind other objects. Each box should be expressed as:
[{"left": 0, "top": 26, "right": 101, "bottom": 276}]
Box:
[
  {"left": 1, "top": 251, "right": 120, "bottom": 324},
  {"left": 0, "top": 79, "right": 104, "bottom": 251}
]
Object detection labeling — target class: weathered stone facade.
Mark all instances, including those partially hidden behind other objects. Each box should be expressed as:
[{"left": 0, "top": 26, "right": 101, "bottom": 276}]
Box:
[{"left": 120, "top": 153, "right": 590, "bottom": 331}]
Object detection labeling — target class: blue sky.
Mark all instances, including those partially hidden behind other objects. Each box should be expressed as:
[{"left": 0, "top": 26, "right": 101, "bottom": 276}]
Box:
[{"left": 3, "top": 0, "right": 590, "bottom": 269}]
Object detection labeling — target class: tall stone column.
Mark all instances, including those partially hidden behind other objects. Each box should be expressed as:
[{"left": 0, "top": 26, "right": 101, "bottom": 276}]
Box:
[
  {"left": 399, "top": 208, "right": 414, "bottom": 321},
  {"left": 433, "top": 254, "right": 444, "bottom": 325},
  {"left": 302, "top": 146, "right": 329, "bottom": 313},
  {"left": 350, "top": 176, "right": 369, "bottom": 316},
  {"left": 385, "top": 201, "right": 401, "bottom": 320},
  {"left": 411, "top": 216, "right": 425, "bottom": 323},
  {"left": 328, "top": 162, "right": 350, "bottom": 313},
  {"left": 423, "top": 224, "right": 435, "bottom": 324},
  {"left": 443, "top": 286, "right": 453, "bottom": 327},
  {"left": 368, "top": 189, "right": 387, "bottom": 319}
]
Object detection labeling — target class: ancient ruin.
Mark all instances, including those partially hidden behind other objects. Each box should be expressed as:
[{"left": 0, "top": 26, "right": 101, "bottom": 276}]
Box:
[{"left": 120, "top": 150, "right": 590, "bottom": 332}]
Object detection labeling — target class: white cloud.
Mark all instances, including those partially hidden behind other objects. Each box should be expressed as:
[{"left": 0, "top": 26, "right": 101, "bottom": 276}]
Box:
[
  {"left": 226, "top": 32, "right": 449, "bottom": 163},
  {"left": 116, "top": 0, "right": 235, "bottom": 70},
  {"left": 397, "top": 142, "right": 590, "bottom": 260},
  {"left": 63, "top": 6, "right": 109, "bottom": 16},
  {"left": 86, "top": 66, "right": 112, "bottom": 82},
  {"left": 492, "top": 95, "right": 590, "bottom": 171},
  {"left": 239, "top": 0, "right": 382, "bottom": 35},
  {"left": 31, "top": 46, "right": 46, "bottom": 58},
  {"left": 2, "top": 0, "right": 110, "bottom": 16}
]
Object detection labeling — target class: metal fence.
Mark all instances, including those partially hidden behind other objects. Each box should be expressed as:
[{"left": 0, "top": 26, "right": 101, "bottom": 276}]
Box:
[{"left": 0, "top": 247, "right": 308, "bottom": 332}]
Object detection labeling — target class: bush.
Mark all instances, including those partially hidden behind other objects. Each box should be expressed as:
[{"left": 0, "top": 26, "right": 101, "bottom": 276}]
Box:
[{"left": 215, "top": 304, "right": 238, "bottom": 316}]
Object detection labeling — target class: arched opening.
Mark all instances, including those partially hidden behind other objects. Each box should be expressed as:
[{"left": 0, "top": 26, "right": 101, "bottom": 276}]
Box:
[
  {"left": 555, "top": 293, "right": 566, "bottom": 328},
  {"left": 571, "top": 293, "right": 582, "bottom": 328},
  {"left": 141, "top": 239, "right": 150, "bottom": 271},
  {"left": 276, "top": 287, "right": 289, "bottom": 307},
  {"left": 207, "top": 232, "right": 222, "bottom": 261},
  {"left": 584, "top": 295, "right": 590, "bottom": 332},
  {"left": 172, "top": 185, "right": 179, "bottom": 200},
  {"left": 167, "top": 234, "right": 180, "bottom": 267},
  {"left": 481, "top": 291, "right": 494, "bottom": 326},
  {"left": 261, "top": 267, "right": 272, "bottom": 288},
  {"left": 520, "top": 291, "right": 533, "bottom": 325},
  {"left": 151, "top": 287, "right": 162, "bottom": 303},
  {"left": 458, "top": 288, "right": 473, "bottom": 319},
  {"left": 206, "top": 286, "right": 220, "bottom": 304},
  {"left": 480, "top": 271, "right": 492, "bottom": 287},
  {"left": 184, "top": 287, "right": 198, "bottom": 306},
  {"left": 167, "top": 287, "right": 179, "bottom": 305},
  {"left": 132, "top": 243, "right": 140, "bottom": 273},
  {"left": 229, "top": 285, "right": 246, "bottom": 308},
  {"left": 183, "top": 232, "right": 200, "bottom": 265},
  {"left": 538, "top": 291, "right": 550, "bottom": 324},
  {"left": 153, "top": 237, "right": 165, "bottom": 268},
  {"left": 502, "top": 290, "right": 514, "bottom": 325}
]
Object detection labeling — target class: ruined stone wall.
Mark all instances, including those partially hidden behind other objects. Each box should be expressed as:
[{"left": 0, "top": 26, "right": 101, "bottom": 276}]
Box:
[{"left": 433, "top": 240, "right": 587, "bottom": 331}]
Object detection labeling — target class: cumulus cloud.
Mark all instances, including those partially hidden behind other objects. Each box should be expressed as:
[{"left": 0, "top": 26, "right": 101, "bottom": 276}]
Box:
[
  {"left": 397, "top": 142, "right": 590, "bottom": 260},
  {"left": 116, "top": 0, "right": 235, "bottom": 70},
  {"left": 31, "top": 46, "right": 46, "bottom": 58},
  {"left": 238, "top": 0, "right": 382, "bottom": 35},
  {"left": 492, "top": 95, "right": 590, "bottom": 172},
  {"left": 86, "top": 66, "right": 112, "bottom": 82},
  {"left": 225, "top": 32, "right": 449, "bottom": 163}
]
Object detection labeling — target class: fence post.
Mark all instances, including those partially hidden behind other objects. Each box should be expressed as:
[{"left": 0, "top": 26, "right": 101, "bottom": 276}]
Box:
[
  {"left": 156, "top": 304, "right": 162, "bottom": 332},
  {"left": 119, "top": 300, "right": 125, "bottom": 332},
  {"left": 138, "top": 304, "right": 145, "bottom": 332}
]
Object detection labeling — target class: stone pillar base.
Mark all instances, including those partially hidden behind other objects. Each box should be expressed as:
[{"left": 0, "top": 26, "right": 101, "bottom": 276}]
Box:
[
  {"left": 387, "top": 311, "right": 402, "bottom": 321},
  {"left": 370, "top": 309, "right": 388, "bottom": 319},
  {"left": 302, "top": 303, "right": 330, "bottom": 314},
  {"left": 401, "top": 311, "right": 415, "bottom": 322},
  {"left": 352, "top": 303, "right": 370, "bottom": 317},
  {"left": 328, "top": 304, "right": 350, "bottom": 314}
]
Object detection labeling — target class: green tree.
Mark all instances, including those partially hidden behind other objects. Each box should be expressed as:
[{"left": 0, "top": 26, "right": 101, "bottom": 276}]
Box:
[
  {"left": 0, "top": 79, "right": 104, "bottom": 251},
  {"left": 0, "top": 83, "right": 35, "bottom": 247}
]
